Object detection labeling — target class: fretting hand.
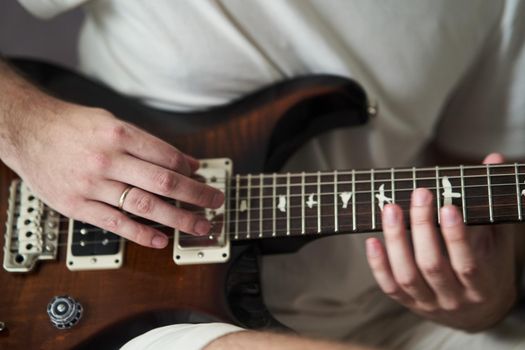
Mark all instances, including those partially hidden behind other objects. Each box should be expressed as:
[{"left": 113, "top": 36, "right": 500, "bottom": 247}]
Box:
[{"left": 366, "top": 153, "right": 519, "bottom": 331}]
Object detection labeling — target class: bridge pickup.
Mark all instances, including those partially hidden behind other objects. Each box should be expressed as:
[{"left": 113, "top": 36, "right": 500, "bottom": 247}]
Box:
[
  {"left": 66, "top": 220, "right": 124, "bottom": 270},
  {"left": 3, "top": 180, "right": 60, "bottom": 272},
  {"left": 173, "top": 158, "right": 231, "bottom": 265}
]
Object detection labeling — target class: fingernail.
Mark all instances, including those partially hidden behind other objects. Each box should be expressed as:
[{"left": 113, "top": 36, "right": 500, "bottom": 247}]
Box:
[
  {"left": 412, "top": 188, "right": 431, "bottom": 206},
  {"left": 366, "top": 239, "right": 381, "bottom": 258},
  {"left": 441, "top": 205, "right": 460, "bottom": 227},
  {"left": 152, "top": 235, "right": 168, "bottom": 248},
  {"left": 212, "top": 192, "right": 225, "bottom": 208},
  {"left": 383, "top": 205, "right": 398, "bottom": 226},
  {"left": 195, "top": 219, "right": 211, "bottom": 235}
]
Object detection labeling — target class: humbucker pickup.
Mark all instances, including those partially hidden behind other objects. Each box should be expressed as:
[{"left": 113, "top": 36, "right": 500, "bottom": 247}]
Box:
[
  {"left": 173, "top": 158, "right": 232, "bottom": 265},
  {"left": 66, "top": 220, "right": 124, "bottom": 271}
]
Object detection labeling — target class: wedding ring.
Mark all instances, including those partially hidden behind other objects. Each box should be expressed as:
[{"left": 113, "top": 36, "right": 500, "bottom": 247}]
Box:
[{"left": 118, "top": 186, "right": 134, "bottom": 210}]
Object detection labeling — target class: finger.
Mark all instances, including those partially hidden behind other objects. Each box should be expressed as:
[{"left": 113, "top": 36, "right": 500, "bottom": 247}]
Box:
[
  {"left": 108, "top": 155, "right": 224, "bottom": 208},
  {"left": 382, "top": 204, "right": 435, "bottom": 303},
  {"left": 118, "top": 123, "right": 196, "bottom": 176},
  {"left": 482, "top": 152, "right": 505, "bottom": 165},
  {"left": 366, "top": 237, "right": 414, "bottom": 305},
  {"left": 75, "top": 200, "right": 169, "bottom": 249},
  {"left": 410, "top": 188, "right": 462, "bottom": 307},
  {"left": 89, "top": 181, "right": 212, "bottom": 235},
  {"left": 440, "top": 205, "right": 486, "bottom": 294}
]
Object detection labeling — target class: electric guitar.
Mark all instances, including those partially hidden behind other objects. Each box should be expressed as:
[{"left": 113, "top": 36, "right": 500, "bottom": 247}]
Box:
[{"left": 1, "top": 59, "right": 524, "bottom": 350}]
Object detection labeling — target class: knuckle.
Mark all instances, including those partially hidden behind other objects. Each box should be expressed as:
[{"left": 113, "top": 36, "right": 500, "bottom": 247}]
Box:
[
  {"left": 417, "top": 303, "right": 438, "bottom": 313},
  {"left": 441, "top": 300, "right": 462, "bottom": 312},
  {"left": 179, "top": 213, "right": 196, "bottom": 233},
  {"left": 167, "top": 153, "right": 186, "bottom": 171},
  {"left": 101, "top": 214, "right": 122, "bottom": 232},
  {"left": 77, "top": 176, "right": 95, "bottom": 194},
  {"left": 397, "top": 275, "right": 418, "bottom": 290},
  {"left": 411, "top": 212, "right": 432, "bottom": 227},
  {"left": 419, "top": 260, "right": 445, "bottom": 278},
  {"left": 134, "top": 224, "right": 152, "bottom": 246},
  {"left": 154, "top": 171, "right": 178, "bottom": 194},
  {"left": 132, "top": 194, "right": 154, "bottom": 215},
  {"left": 195, "top": 185, "right": 213, "bottom": 206},
  {"left": 87, "top": 151, "right": 112, "bottom": 173},
  {"left": 457, "top": 264, "right": 479, "bottom": 279},
  {"left": 384, "top": 286, "right": 403, "bottom": 299},
  {"left": 106, "top": 123, "right": 129, "bottom": 145},
  {"left": 62, "top": 197, "right": 82, "bottom": 217}
]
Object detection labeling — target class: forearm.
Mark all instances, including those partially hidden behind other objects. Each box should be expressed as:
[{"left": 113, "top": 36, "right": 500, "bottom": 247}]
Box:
[
  {"left": 204, "top": 330, "right": 377, "bottom": 350},
  {"left": 0, "top": 58, "right": 64, "bottom": 169}
]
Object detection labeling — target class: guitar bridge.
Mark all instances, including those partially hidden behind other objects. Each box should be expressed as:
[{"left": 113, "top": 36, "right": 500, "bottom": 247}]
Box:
[
  {"left": 3, "top": 180, "right": 60, "bottom": 272},
  {"left": 173, "top": 158, "right": 232, "bottom": 265}
]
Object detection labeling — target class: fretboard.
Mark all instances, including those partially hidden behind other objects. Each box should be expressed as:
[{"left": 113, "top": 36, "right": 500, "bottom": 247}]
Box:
[{"left": 228, "top": 163, "right": 525, "bottom": 241}]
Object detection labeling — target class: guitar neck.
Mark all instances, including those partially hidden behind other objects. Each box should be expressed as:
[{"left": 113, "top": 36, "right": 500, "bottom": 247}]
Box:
[{"left": 229, "top": 163, "right": 525, "bottom": 241}]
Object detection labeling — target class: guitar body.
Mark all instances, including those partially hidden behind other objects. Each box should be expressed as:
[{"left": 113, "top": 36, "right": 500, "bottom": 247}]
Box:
[{"left": 0, "top": 59, "right": 369, "bottom": 349}]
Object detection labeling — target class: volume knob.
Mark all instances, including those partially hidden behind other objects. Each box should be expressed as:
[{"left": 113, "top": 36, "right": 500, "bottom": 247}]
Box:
[{"left": 47, "top": 296, "right": 83, "bottom": 329}]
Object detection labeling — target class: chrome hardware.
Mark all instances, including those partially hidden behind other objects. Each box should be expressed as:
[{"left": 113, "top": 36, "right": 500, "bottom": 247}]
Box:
[
  {"left": 3, "top": 180, "right": 60, "bottom": 272},
  {"left": 0, "top": 321, "right": 5, "bottom": 332},
  {"left": 47, "top": 296, "right": 83, "bottom": 329},
  {"left": 367, "top": 101, "right": 379, "bottom": 117}
]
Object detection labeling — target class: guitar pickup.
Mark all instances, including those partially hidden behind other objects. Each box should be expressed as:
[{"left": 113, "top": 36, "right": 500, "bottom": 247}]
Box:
[
  {"left": 173, "top": 158, "right": 232, "bottom": 265},
  {"left": 66, "top": 220, "right": 124, "bottom": 270}
]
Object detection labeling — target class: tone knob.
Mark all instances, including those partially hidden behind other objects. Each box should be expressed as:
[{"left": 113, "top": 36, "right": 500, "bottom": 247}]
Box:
[{"left": 47, "top": 295, "right": 83, "bottom": 329}]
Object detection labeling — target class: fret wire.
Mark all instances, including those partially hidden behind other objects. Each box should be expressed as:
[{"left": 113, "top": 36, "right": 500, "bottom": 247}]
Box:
[
  {"left": 412, "top": 166, "right": 416, "bottom": 190},
  {"left": 129, "top": 199, "right": 525, "bottom": 239},
  {"left": 391, "top": 168, "right": 395, "bottom": 203},
  {"left": 371, "top": 169, "right": 376, "bottom": 230},
  {"left": 435, "top": 166, "right": 441, "bottom": 224},
  {"left": 70, "top": 203, "right": 525, "bottom": 244},
  {"left": 301, "top": 172, "right": 305, "bottom": 234},
  {"left": 205, "top": 191, "right": 520, "bottom": 219},
  {"left": 234, "top": 174, "right": 240, "bottom": 240},
  {"left": 66, "top": 203, "right": 525, "bottom": 245},
  {"left": 169, "top": 180, "right": 523, "bottom": 218},
  {"left": 352, "top": 169, "right": 356, "bottom": 231},
  {"left": 317, "top": 171, "right": 321, "bottom": 233},
  {"left": 272, "top": 173, "right": 277, "bottom": 237},
  {"left": 334, "top": 170, "right": 338, "bottom": 232},
  {"left": 460, "top": 165, "right": 467, "bottom": 223},
  {"left": 259, "top": 173, "right": 263, "bottom": 238},
  {"left": 60, "top": 195, "right": 525, "bottom": 241},
  {"left": 246, "top": 174, "right": 251, "bottom": 239},
  {"left": 487, "top": 164, "right": 494, "bottom": 222},
  {"left": 286, "top": 172, "right": 290, "bottom": 236},
  {"left": 218, "top": 163, "right": 525, "bottom": 182},
  {"left": 230, "top": 171, "right": 525, "bottom": 190},
  {"left": 515, "top": 163, "right": 522, "bottom": 221}
]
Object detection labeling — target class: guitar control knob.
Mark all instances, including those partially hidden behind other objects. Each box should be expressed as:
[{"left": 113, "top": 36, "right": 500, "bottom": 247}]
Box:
[{"left": 47, "top": 296, "right": 83, "bottom": 329}]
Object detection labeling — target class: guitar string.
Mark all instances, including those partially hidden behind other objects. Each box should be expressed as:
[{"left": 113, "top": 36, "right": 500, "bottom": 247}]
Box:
[
  {"left": 21, "top": 206, "right": 525, "bottom": 249},
  {"left": 19, "top": 198, "right": 524, "bottom": 244},
  {"left": 41, "top": 184, "right": 518, "bottom": 228},
  {"left": 187, "top": 163, "right": 525, "bottom": 183},
  {"left": 38, "top": 179, "right": 525, "bottom": 225},
  {"left": 159, "top": 171, "right": 525, "bottom": 190}
]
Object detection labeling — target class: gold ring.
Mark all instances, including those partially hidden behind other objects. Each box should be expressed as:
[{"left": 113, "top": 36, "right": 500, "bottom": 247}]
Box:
[{"left": 118, "top": 186, "right": 134, "bottom": 210}]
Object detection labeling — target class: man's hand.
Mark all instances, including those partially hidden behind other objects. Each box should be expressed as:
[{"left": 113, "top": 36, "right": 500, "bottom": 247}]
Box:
[
  {"left": 366, "top": 153, "right": 518, "bottom": 331},
  {"left": 0, "top": 61, "right": 223, "bottom": 249}
]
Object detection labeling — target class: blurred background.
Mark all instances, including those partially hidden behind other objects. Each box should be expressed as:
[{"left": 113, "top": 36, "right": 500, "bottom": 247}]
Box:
[{"left": 0, "top": 1, "right": 83, "bottom": 68}]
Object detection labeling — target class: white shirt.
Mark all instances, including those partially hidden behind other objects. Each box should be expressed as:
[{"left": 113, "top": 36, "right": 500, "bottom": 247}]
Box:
[{"left": 17, "top": 1, "right": 525, "bottom": 349}]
